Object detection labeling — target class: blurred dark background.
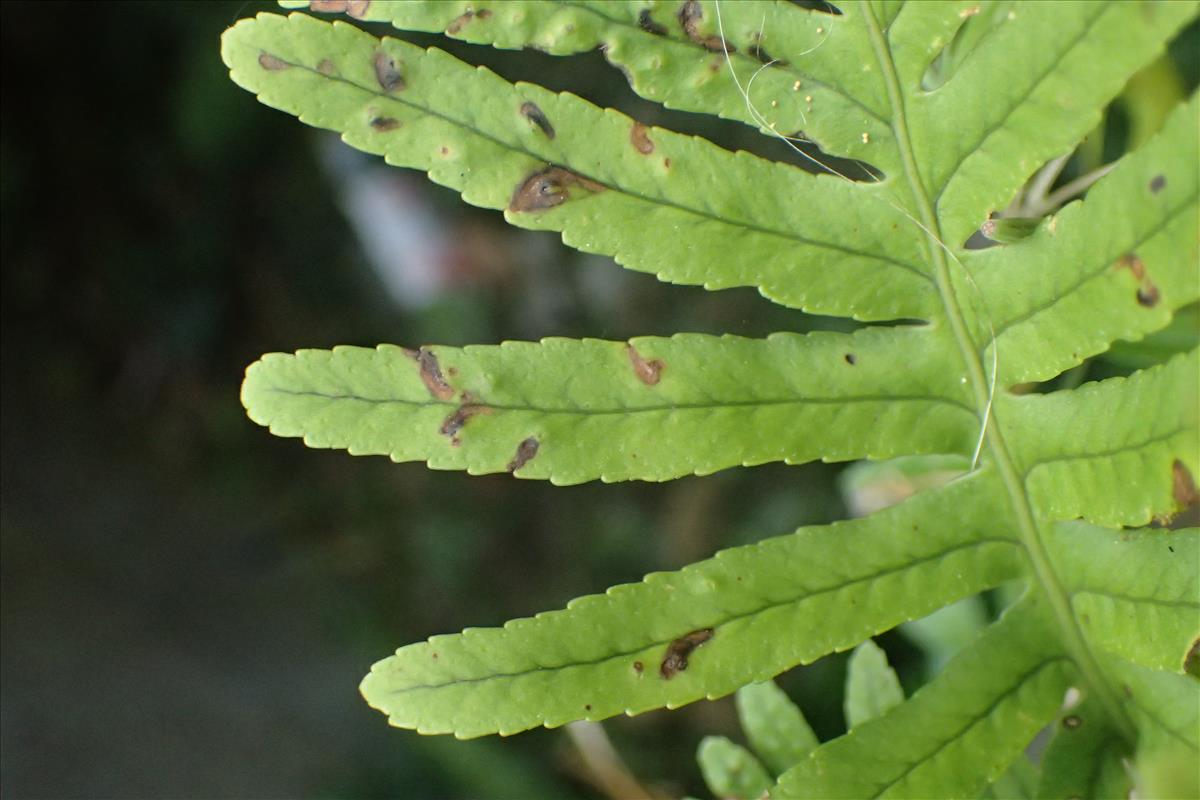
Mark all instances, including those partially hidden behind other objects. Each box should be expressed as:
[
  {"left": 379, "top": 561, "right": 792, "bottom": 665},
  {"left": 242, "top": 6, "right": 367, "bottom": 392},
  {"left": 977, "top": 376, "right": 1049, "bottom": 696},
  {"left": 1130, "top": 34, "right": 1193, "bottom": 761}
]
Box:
[{"left": 1, "top": 3, "right": 1195, "bottom": 798}]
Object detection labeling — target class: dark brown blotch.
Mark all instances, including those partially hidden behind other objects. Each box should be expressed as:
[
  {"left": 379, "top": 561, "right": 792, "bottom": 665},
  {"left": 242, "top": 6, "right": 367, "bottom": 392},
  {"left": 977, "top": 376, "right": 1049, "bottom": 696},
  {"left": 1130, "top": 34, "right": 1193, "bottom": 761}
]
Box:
[
  {"left": 660, "top": 628, "right": 713, "bottom": 679},
  {"left": 748, "top": 40, "right": 786, "bottom": 66},
  {"left": 1173, "top": 460, "right": 1198, "bottom": 510},
  {"left": 258, "top": 53, "right": 290, "bottom": 71},
  {"left": 844, "top": 353, "right": 856, "bottom": 365},
  {"left": 509, "top": 166, "right": 605, "bottom": 213},
  {"left": 507, "top": 437, "right": 540, "bottom": 473},
  {"left": 633, "top": 660, "right": 644, "bottom": 674},
  {"left": 408, "top": 347, "right": 455, "bottom": 401},
  {"left": 630, "top": 122, "right": 654, "bottom": 154},
  {"left": 369, "top": 116, "right": 401, "bottom": 132},
  {"left": 317, "top": 58, "right": 335, "bottom": 76},
  {"left": 1149, "top": 174, "right": 1166, "bottom": 194},
  {"left": 627, "top": 345, "right": 665, "bottom": 385},
  {"left": 638, "top": 8, "right": 668, "bottom": 36},
  {"left": 1136, "top": 284, "right": 1160, "bottom": 307},
  {"left": 678, "top": 0, "right": 733, "bottom": 52},
  {"left": 310, "top": 0, "right": 370, "bottom": 17},
  {"left": 1185, "top": 638, "right": 1200, "bottom": 678},
  {"left": 520, "top": 101, "right": 556, "bottom": 139},
  {"left": 440, "top": 403, "right": 492, "bottom": 444},
  {"left": 373, "top": 51, "right": 405, "bottom": 92}
]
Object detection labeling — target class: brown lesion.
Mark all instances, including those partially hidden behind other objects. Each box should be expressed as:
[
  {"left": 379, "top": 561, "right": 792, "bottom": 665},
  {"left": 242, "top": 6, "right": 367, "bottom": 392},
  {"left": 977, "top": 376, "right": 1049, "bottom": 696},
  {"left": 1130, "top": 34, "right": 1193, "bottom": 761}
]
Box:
[
  {"left": 405, "top": 347, "right": 455, "bottom": 401},
  {"left": 627, "top": 345, "right": 665, "bottom": 385},
  {"left": 373, "top": 51, "right": 405, "bottom": 93},
  {"left": 678, "top": 0, "right": 733, "bottom": 53},
  {"left": 1173, "top": 460, "right": 1198, "bottom": 510},
  {"left": 1116, "top": 252, "right": 1160, "bottom": 308},
  {"left": 659, "top": 628, "right": 713, "bottom": 679},
  {"left": 369, "top": 116, "right": 401, "bottom": 132},
  {"left": 446, "top": 7, "right": 491, "bottom": 35},
  {"left": 309, "top": 0, "right": 370, "bottom": 18},
  {"left": 258, "top": 53, "right": 290, "bottom": 71},
  {"left": 520, "top": 102, "right": 556, "bottom": 139},
  {"left": 1185, "top": 637, "right": 1200, "bottom": 677},
  {"left": 630, "top": 122, "right": 654, "bottom": 155},
  {"left": 440, "top": 403, "right": 493, "bottom": 445},
  {"left": 509, "top": 166, "right": 606, "bottom": 213},
  {"left": 507, "top": 437, "right": 540, "bottom": 473},
  {"left": 637, "top": 9, "right": 668, "bottom": 36}
]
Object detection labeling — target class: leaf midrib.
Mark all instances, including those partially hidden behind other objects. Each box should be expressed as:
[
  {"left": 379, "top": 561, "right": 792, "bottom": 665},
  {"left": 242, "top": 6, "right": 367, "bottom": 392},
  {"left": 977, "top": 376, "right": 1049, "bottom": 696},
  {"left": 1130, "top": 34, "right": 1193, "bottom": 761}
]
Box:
[
  {"left": 260, "top": 385, "right": 978, "bottom": 416},
  {"left": 859, "top": 0, "right": 1137, "bottom": 744}
]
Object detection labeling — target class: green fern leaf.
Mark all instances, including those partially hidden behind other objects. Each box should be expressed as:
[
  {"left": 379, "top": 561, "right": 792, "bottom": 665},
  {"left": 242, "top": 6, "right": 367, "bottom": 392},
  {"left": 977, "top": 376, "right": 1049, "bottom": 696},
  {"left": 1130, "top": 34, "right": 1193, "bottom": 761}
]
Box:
[
  {"left": 240, "top": 330, "right": 975, "bottom": 484},
  {"left": 1048, "top": 523, "right": 1199, "bottom": 674},
  {"left": 843, "top": 638, "right": 904, "bottom": 729},
  {"left": 222, "top": 10, "right": 934, "bottom": 320},
  {"left": 735, "top": 681, "right": 819, "bottom": 776},
  {"left": 358, "top": 474, "right": 1020, "bottom": 737},
  {"left": 697, "top": 735, "right": 774, "bottom": 800},
  {"left": 775, "top": 598, "right": 1072, "bottom": 799},
  {"left": 222, "top": 0, "right": 1200, "bottom": 794},
  {"left": 1035, "top": 697, "right": 1131, "bottom": 800}
]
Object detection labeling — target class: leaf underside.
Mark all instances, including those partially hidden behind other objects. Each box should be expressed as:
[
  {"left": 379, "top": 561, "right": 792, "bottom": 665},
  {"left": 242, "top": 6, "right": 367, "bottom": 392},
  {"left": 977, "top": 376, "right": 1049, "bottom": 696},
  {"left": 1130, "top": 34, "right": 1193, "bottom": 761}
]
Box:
[{"left": 223, "top": 1, "right": 1200, "bottom": 795}]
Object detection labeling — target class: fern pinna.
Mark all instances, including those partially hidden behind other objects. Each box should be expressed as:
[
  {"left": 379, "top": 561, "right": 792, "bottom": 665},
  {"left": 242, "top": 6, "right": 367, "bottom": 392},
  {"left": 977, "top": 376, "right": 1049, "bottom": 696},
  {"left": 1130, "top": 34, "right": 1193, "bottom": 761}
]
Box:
[{"left": 222, "top": 2, "right": 1199, "bottom": 797}]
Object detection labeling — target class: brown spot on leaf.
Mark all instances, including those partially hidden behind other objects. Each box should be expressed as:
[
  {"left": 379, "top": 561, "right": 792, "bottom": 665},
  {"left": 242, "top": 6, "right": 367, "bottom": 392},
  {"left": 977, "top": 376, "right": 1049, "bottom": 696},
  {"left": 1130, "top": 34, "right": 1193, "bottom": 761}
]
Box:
[
  {"left": 1117, "top": 252, "right": 1146, "bottom": 280},
  {"left": 584, "top": 704, "right": 592, "bottom": 711},
  {"left": 627, "top": 345, "right": 664, "bottom": 385},
  {"left": 1118, "top": 252, "right": 1160, "bottom": 307},
  {"left": 440, "top": 403, "right": 493, "bottom": 443},
  {"left": 369, "top": 116, "right": 401, "bottom": 132},
  {"left": 520, "top": 101, "right": 555, "bottom": 139},
  {"left": 748, "top": 39, "right": 785, "bottom": 66},
  {"left": 317, "top": 58, "right": 335, "bottom": 76},
  {"left": 373, "top": 51, "right": 405, "bottom": 92},
  {"left": 678, "top": 0, "right": 732, "bottom": 52},
  {"left": 630, "top": 122, "right": 654, "bottom": 154},
  {"left": 633, "top": 660, "right": 644, "bottom": 674},
  {"left": 660, "top": 628, "right": 713, "bottom": 679},
  {"left": 310, "top": 0, "right": 370, "bottom": 17},
  {"left": 1174, "top": 460, "right": 1198, "bottom": 510},
  {"left": 446, "top": 7, "right": 492, "bottom": 33},
  {"left": 1062, "top": 715, "right": 1082, "bottom": 729},
  {"left": 1185, "top": 638, "right": 1200, "bottom": 677},
  {"left": 258, "top": 53, "right": 290, "bottom": 71},
  {"left": 1136, "top": 283, "right": 1160, "bottom": 308},
  {"left": 508, "top": 166, "right": 605, "bottom": 213},
  {"left": 409, "top": 348, "right": 455, "bottom": 401},
  {"left": 1150, "top": 174, "right": 1166, "bottom": 193},
  {"left": 638, "top": 9, "right": 668, "bottom": 35},
  {"left": 507, "top": 437, "right": 540, "bottom": 473},
  {"left": 844, "top": 353, "right": 856, "bottom": 365}
]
